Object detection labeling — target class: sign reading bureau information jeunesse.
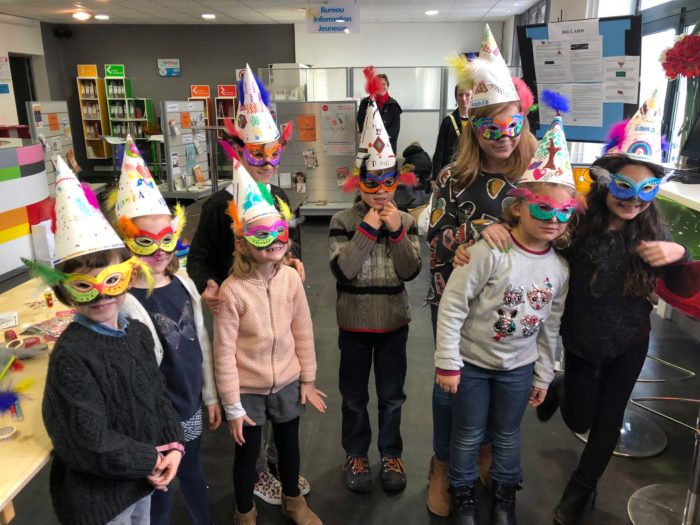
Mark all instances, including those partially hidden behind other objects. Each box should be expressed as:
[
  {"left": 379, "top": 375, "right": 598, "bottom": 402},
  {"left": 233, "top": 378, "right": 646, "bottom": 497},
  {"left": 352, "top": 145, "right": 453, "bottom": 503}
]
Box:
[{"left": 306, "top": 4, "right": 359, "bottom": 33}]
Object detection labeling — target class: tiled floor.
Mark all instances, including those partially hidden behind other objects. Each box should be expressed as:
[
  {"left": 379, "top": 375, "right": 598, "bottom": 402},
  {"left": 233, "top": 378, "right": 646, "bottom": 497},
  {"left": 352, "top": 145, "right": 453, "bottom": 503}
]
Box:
[{"left": 8, "top": 214, "right": 700, "bottom": 525}]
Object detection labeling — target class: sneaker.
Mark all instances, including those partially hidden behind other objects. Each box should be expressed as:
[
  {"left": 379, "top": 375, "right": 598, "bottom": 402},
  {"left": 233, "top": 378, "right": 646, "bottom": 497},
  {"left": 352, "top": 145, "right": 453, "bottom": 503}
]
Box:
[
  {"left": 270, "top": 463, "right": 311, "bottom": 497},
  {"left": 343, "top": 456, "right": 373, "bottom": 492},
  {"left": 253, "top": 466, "right": 282, "bottom": 505},
  {"left": 380, "top": 456, "right": 406, "bottom": 492}
]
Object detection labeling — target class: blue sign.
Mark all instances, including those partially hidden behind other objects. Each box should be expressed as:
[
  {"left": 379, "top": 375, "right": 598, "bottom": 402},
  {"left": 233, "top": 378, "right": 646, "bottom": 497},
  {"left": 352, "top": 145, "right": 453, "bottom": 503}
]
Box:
[
  {"left": 157, "top": 58, "right": 181, "bottom": 77},
  {"left": 0, "top": 84, "right": 9, "bottom": 94}
]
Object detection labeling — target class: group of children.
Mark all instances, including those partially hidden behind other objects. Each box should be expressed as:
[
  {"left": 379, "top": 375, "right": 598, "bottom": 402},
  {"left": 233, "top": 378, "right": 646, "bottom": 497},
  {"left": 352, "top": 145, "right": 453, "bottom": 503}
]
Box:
[{"left": 26, "top": 24, "right": 691, "bottom": 525}]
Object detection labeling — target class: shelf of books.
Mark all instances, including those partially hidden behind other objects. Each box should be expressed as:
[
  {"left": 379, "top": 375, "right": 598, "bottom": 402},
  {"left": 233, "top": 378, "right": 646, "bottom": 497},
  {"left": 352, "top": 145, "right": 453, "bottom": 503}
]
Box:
[
  {"left": 189, "top": 84, "right": 213, "bottom": 127},
  {"left": 76, "top": 64, "right": 111, "bottom": 159},
  {"left": 215, "top": 84, "right": 237, "bottom": 138},
  {"left": 103, "top": 64, "right": 155, "bottom": 141}
]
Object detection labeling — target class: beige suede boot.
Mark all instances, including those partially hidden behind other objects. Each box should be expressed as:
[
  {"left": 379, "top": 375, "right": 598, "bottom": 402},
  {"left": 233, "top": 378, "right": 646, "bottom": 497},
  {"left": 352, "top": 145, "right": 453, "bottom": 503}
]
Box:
[
  {"left": 281, "top": 493, "right": 322, "bottom": 525},
  {"left": 427, "top": 455, "right": 451, "bottom": 516},
  {"left": 234, "top": 503, "right": 257, "bottom": 525}
]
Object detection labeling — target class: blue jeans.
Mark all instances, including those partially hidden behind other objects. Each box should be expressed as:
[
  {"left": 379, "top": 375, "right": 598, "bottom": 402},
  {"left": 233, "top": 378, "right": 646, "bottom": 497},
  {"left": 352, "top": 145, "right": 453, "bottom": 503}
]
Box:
[
  {"left": 449, "top": 361, "right": 534, "bottom": 487},
  {"left": 431, "top": 303, "right": 452, "bottom": 462},
  {"left": 107, "top": 494, "right": 151, "bottom": 524}
]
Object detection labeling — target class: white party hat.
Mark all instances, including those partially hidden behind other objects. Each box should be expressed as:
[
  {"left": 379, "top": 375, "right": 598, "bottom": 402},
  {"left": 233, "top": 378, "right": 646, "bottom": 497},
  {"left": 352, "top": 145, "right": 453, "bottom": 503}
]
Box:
[
  {"left": 355, "top": 98, "right": 396, "bottom": 170},
  {"left": 235, "top": 63, "right": 280, "bottom": 144},
  {"left": 53, "top": 156, "right": 125, "bottom": 264},
  {"left": 519, "top": 116, "right": 575, "bottom": 188},
  {"left": 226, "top": 151, "right": 279, "bottom": 234}
]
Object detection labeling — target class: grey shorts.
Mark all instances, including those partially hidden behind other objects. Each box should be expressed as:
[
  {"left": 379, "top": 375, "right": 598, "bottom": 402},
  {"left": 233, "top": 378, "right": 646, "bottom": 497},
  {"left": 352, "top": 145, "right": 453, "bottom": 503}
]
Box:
[{"left": 241, "top": 380, "right": 303, "bottom": 426}]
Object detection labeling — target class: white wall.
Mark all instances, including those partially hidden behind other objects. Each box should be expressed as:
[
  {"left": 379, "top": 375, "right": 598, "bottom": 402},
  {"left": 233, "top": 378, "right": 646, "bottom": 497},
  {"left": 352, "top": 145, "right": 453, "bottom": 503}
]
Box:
[
  {"left": 502, "top": 16, "right": 516, "bottom": 65},
  {"left": 548, "top": 0, "right": 588, "bottom": 22},
  {"left": 295, "top": 22, "right": 503, "bottom": 67},
  {"left": 0, "top": 14, "right": 48, "bottom": 125}
]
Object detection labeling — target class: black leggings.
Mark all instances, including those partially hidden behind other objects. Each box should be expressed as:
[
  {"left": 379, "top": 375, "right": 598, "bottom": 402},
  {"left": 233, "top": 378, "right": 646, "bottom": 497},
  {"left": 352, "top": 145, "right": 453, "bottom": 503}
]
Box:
[
  {"left": 233, "top": 417, "right": 300, "bottom": 513},
  {"left": 559, "top": 342, "right": 648, "bottom": 487}
]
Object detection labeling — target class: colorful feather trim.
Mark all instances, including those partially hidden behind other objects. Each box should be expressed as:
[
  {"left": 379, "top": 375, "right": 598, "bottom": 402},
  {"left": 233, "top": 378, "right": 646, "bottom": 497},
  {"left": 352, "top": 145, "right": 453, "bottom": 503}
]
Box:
[
  {"left": 49, "top": 199, "right": 57, "bottom": 234},
  {"left": 512, "top": 77, "right": 535, "bottom": 114},
  {"left": 342, "top": 175, "right": 359, "bottom": 193},
  {"left": 0, "top": 390, "right": 18, "bottom": 414},
  {"left": 238, "top": 73, "right": 270, "bottom": 107},
  {"left": 275, "top": 196, "right": 292, "bottom": 223},
  {"left": 116, "top": 215, "right": 140, "bottom": 239},
  {"left": 257, "top": 182, "right": 274, "bottom": 206},
  {"left": 130, "top": 257, "right": 155, "bottom": 296},
  {"left": 218, "top": 139, "right": 239, "bottom": 161},
  {"left": 21, "top": 257, "right": 68, "bottom": 286},
  {"left": 81, "top": 183, "right": 100, "bottom": 210},
  {"left": 226, "top": 200, "right": 244, "bottom": 236},
  {"left": 601, "top": 119, "right": 630, "bottom": 155},
  {"left": 281, "top": 121, "right": 293, "bottom": 145},
  {"left": 171, "top": 203, "right": 186, "bottom": 239},
  {"left": 223, "top": 117, "right": 239, "bottom": 138},
  {"left": 105, "top": 188, "right": 118, "bottom": 211},
  {"left": 363, "top": 66, "right": 383, "bottom": 98},
  {"left": 399, "top": 168, "right": 418, "bottom": 187},
  {"left": 541, "top": 90, "right": 570, "bottom": 115}
]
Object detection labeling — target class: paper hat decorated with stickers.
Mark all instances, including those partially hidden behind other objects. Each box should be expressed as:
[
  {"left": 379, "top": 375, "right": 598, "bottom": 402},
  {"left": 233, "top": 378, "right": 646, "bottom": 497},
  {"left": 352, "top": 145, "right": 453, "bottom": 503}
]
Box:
[
  {"left": 225, "top": 148, "right": 281, "bottom": 234},
  {"left": 113, "top": 135, "right": 170, "bottom": 219},
  {"left": 520, "top": 117, "right": 575, "bottom": 188},
  {"left": 355, "top": 66, "right": 396, "bottom": 170},
  {"left": 449, "top": 24, "right": 519, "bottom": 109},
  {"left": 232, "top": 63, "right": 280, "bottom": 145},
  {"left": 52, "top": 156, "right": 125, "bottom": 264},
  {"left": 603, "top": 88, "right": 664, "bottom": 164}
]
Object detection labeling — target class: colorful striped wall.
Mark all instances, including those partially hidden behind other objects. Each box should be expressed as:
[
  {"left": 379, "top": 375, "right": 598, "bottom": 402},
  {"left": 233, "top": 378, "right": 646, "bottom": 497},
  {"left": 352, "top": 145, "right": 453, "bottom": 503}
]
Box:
[{"left": 0, "top": 141, "right": 49, "bottom": 276}]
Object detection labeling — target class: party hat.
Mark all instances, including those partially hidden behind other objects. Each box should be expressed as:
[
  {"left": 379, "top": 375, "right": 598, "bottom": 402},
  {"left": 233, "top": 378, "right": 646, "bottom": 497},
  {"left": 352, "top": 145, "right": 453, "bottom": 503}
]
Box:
[
  {"left": 354, "top": 66, "right": 396, "bottom": 170},
  {"left": 113, "top": 135, "right": 170, "bottom": 219},
  {"left": 235, "top": 63, "right": 280, "bottom": 144},
  {"left": 52, "top": 156, "right": 125, "bottom": 264},
  {"left": 603, "top": 88, "right": 664, "bottom": 164},
  {"left": 450, "top": 25, "right": 519, "bottom": 109},
  {"left": 519, "top": 116, "right": 575, "bottom": 188}
]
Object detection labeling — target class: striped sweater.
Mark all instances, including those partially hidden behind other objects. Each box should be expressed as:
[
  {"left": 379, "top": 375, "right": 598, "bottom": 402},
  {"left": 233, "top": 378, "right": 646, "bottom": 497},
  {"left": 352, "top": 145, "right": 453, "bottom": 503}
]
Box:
[{"left": 329, "top": 200, "right": 422, "bottom": 332}]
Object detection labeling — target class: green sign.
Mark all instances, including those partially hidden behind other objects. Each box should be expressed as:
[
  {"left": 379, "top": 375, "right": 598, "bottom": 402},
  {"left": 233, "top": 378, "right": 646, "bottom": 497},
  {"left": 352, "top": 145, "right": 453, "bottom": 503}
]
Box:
[{"left": 104, "top": 64, "right": 125, "bottom": 77}]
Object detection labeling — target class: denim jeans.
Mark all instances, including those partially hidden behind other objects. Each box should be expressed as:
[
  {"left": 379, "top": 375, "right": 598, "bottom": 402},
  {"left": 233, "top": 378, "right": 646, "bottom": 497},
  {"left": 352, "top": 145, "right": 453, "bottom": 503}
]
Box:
[
  {"left": 431, "top": 303, "right": 452, "bottom": 462},
  {"left": 107, "top": 494, "right": 151, "bottom": 525},
  {"left": 339, "top": 326, "right": 408, "bottom": 458},
  {"left": 449, "top": 361, "right": 534, "bottom": 487}
]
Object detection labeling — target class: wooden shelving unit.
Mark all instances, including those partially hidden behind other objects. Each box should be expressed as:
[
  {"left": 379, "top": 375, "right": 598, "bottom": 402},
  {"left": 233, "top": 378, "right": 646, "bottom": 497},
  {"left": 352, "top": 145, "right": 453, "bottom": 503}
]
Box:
[
  {"left": 105, "top": 75, "right": 154, "bottom": 140},
  {"left": 215, "top": 96, "right": 236, "bottom": 138},
  {"left": 76, "top": 64, "right": 111, "bottom": 159}
]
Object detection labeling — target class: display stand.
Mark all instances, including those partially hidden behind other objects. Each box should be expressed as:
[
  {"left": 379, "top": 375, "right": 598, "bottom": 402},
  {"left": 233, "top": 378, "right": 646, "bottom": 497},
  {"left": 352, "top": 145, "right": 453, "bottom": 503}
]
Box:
[
  {"left": 160, "top": 100, "right": 212, "bottom": 201},
  {"left": 215, "top": 85, "right": 237, "bottom": 139},
  {"left": 189, "top": 85, "right": 213, "bottom": 127},
  {"left": 103, "top": 65, "right": 154, "bottom": 141},
  {"left": 75, "top": 64, "right": 110, "bottom": 159},
  {"left": 24, "top": 100, "right": 74, "bottom": 196}
]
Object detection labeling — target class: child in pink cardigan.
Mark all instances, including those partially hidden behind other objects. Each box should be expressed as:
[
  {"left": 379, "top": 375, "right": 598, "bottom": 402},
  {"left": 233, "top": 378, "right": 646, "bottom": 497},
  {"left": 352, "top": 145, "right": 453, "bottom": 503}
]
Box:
[{"left": 214, "top": 159, "right": 326, "bottom": 525}]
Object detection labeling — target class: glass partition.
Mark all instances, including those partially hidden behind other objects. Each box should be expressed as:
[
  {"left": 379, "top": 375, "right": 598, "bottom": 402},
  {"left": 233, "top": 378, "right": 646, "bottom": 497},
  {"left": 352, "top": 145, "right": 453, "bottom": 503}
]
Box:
[
  {"left": 352, "top": 67, "right": 442, "bottom": 110},
  {"left": 258, "top": 67, "right": 348, "bottom": 102}
]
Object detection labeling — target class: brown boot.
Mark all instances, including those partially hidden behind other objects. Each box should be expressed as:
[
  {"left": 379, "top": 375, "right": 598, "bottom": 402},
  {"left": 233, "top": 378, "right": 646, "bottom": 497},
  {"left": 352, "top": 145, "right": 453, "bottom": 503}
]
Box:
[
  {"left": 427, "top": 455, "right": 451, "bottom": 516},
  {"left": 281, "top": 493, "right": 322, "bottom": 525},
  {"left": 477, "top": 443, "right": 493, "bottom": 488},
  {"left": 234, "top": 503, "right": 257, "bottom": 525}
]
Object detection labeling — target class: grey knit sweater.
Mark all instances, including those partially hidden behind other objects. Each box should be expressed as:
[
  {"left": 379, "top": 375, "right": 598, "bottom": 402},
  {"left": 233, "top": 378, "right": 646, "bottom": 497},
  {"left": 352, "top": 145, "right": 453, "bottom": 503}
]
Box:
[{"left": 329, "top": 200, "right": 422, "bottom": 332}]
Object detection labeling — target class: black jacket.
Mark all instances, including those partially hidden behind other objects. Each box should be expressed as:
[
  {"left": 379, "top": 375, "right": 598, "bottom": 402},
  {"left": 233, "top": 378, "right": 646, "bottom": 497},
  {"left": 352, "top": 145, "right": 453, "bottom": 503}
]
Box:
[
  {"left": 187, "top": 184, "right": 301, "bottom": 293},
  {"left": 402, "top": 143, "right": 432, "bottom": 192},
  {"left": 357, "top": 96, "right": 402, "bottom": 155},
  {"left": 433, "top": 109, "right": 469, "bottom": 177}
]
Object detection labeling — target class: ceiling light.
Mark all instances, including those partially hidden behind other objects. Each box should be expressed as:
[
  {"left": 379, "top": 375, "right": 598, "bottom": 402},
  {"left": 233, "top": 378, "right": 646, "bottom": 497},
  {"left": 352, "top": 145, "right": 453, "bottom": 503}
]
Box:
[
  {"left": 343, "top": 28, "right": 350, "bottom": 33},
  {"left": 95, "top": 14, "right": 109, "bottom": 20},
  {"left": 296, "top": 8, "right": 306, "bottom": 12},
  {"left": 425, "top": 9, "right": 439, "bottom": 16},
  {"left": 201, "top": 13, "right": 216, "bottom": 20},
  {"left": 507, "top": 9, "right": 512, "bottom": 12},
  {"left": 72, "top": 11, "right": 91, "bottom": 20}
]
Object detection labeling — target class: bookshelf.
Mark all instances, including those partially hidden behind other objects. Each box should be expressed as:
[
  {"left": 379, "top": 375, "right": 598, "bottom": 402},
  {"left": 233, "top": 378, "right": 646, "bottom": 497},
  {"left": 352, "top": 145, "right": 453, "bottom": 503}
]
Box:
[
  {"left": 76, "top": 64, "right": 111, "bottom": 159},
  {"left": 103, "top": 65, "right": 155, "bottom": 141},
  {"left": 215, "top": 95, "right": 236, "bottom": 138}
]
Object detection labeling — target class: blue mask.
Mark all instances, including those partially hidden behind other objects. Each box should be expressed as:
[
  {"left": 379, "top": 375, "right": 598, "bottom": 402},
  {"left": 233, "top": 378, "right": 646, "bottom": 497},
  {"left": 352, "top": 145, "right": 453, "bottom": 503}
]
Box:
[{"left": 608, "top": 173, "right": 663, "bottom": 202}]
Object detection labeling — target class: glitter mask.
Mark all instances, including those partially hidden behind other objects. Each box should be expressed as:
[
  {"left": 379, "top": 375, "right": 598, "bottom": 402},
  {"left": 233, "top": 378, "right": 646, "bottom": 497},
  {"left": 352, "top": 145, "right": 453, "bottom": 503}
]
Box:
[
  {"left": 244, "top": 220, "right": 289, "bottom": 248},
  {"left": 471, "top": 113, "right": 524, "bottom": 141},
  {"left": 125, "top": 226, "right": 178, "bottom": 256},
  {"left": 242, "top": 143, "right": 283, "bottom": 167},
  {"left": 61, "top": 257, "right": 138, "bottom": 303},
  {"left": 608, "top": 173, "right": 662, "bottom": 202},
  {"left": 513, "top": 188, "right": 578, "bottom": 223},
  {"left": 358, "top": 170, "right": 399, "bottom": 194}
]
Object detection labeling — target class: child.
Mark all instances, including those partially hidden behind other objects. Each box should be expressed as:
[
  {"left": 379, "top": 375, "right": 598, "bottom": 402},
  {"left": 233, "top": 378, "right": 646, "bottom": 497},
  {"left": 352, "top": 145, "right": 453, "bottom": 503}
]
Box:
[
  {"left": 331, "top": 66, "right": 422, "bottom": 493},
  {"left": 536, "top": 89, "right": 689, "bottom": 525},
  {"left": 435, "top": 113, "right": 577, "bottom": 525},
  {"left": 112, "top": 137, "right": 221, "bottom": 525},
  {"left": 33, "top": 157, "right": 184, "bottom": 525},
  {"left": 426, "top": 24, "right": 538, "bottom": 516},
  {"left": 214, "top": 156, "right": 326, "bottom": 525}
]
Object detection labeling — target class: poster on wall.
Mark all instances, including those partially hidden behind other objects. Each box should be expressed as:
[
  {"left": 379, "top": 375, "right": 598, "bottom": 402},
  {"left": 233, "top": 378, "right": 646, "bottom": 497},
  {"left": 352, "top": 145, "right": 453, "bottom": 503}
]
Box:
[
  {"left": 321, "top": 103, "right": 355, "bottom": 155},
  {"left": 297, "top": 115, "right": 317, "bottom": 142},
  {"left": 48, "top": 113, "right": 60, "bottom": 131},
  {"left": 0, "top": 56, "right": 11, "bottom": 81},
  {"left": 303, "top": 148, "right": 318, "bottom": 169},
  {"left": 336, "top": 166, "right": 349, "bottom": 187},
  {"left": 170, "top": 151, "right": 181, "bottom": 176},
  {"left": 157, "top": 58, "right": 181, "bottom": 77}
]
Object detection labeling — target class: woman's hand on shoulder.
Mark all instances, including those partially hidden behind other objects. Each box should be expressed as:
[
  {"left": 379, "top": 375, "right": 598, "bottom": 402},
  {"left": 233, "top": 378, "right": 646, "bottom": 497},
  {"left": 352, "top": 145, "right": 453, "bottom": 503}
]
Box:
[
  {"left": 481, "top": 223, "right": 512, "bottom": 253},
  {"left": 636, "top": 240, "right": 686, "bottom": 267},
  {"left": 453, "top": 243, "right": 472, "bottom": 267}
]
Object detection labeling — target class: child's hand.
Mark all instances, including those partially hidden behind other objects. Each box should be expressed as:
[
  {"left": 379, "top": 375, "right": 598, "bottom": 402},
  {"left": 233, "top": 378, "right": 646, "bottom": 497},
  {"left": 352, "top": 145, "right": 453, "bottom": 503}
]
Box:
[
  {"left": 453, "top": 244, "right": 472, "bottom": 267},
  {"left": 363, "top": 208, "right": 382, "bottom": 229},
  {"left": 207, "top": 403, "right": 222, "bottom": 431},
  {"left": 380, "top": 201, "right": 402, "bottom": 232},
  {"left": 482, "top": 223, "right": 512, "bottom": 252},
  {"left": 287, "top": 258, "right": 306, "bottom": 282},
  {"left": 529, "top": 387, "right": 547, "bottom": 407},
  {"left": 148, "top": 451, "right": 182, "bottom": 491},
  {"left": 436, "top": 373, "right": 460, "bottom": 394},
  {"left": 636, "top": 241, "right": 686, "bottom": 267},
  {"left": 201, "top": 280, "right": 222, "bottom": 314},
  {"left": 300, "top": 382, "right": 328, "bottom": 413},
  {"left": 228, "top": 415, "right": 256, "bottom": 446}
]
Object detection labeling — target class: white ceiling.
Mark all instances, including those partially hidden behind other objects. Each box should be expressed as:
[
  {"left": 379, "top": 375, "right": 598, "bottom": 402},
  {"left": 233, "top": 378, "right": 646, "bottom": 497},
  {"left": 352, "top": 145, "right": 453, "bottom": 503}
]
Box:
[{"left": 0, "top": 0, "right": 539, "bottom": 24}]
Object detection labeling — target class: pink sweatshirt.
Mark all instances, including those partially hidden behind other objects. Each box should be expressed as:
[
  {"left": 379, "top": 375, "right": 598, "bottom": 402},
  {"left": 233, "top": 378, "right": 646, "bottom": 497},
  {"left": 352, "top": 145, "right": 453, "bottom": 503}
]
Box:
[{"left": 214, "top": 265, "right": 317, "bottom": 405}]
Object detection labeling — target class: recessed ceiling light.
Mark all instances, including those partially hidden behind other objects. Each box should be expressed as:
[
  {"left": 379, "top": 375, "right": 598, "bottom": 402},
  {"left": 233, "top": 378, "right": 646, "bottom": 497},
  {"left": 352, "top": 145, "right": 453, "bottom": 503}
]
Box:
[
  {"left": 201, "top": 13, "right": 216, "bottom": 20},
  {"left": 507, "top": 8, "right": 512, "bottom": 12},
  {"left": 72, "top": 11, "right": 91, "bottom": 20},
  {"left": 95, "top": 14, "right": 109, "bottom": 20},
  {"left": 425, "top": 9, "right": 439, "bottom": 16},
  {"left": 296, "top": 8, "right": 306, "bottom": 12}
]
